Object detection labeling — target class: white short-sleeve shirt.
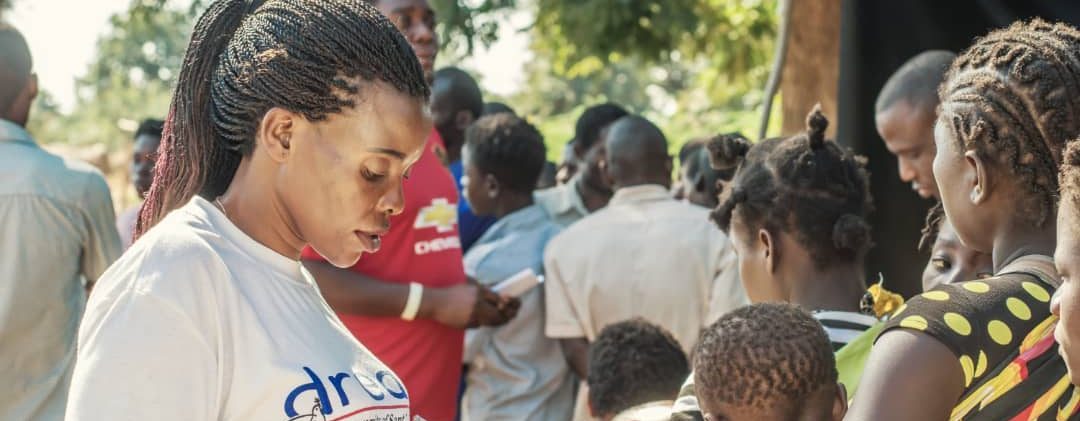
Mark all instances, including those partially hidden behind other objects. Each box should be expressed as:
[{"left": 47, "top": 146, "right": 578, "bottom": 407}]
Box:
[{"left": 66, "top": 197, "right": 411, "bottom": 421}]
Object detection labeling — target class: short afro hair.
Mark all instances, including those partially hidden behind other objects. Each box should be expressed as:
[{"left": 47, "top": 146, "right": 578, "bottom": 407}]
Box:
[
  {"left": 587, "top": 318, "right": 689, "bottom": 417},
  {"left": 482, "top": 101, "right": 516, "bottom": 116},
  {"left": 694, "top": 303, "right": 836, "bottom": 414},
  {"left": 874, "top": 50, "right": 955, "bottom": 114},
  {"left": 135, "top": 118, "right": 165, "bottom": 141},
  {"left": 574, "top": 103, "right": 629, "bottom": 151},
  {"left": 433, "top": 67, "right": 483, "bottom": 119},
  {"left": 464, "top": 112, "right": 547, "bottom": 194}
]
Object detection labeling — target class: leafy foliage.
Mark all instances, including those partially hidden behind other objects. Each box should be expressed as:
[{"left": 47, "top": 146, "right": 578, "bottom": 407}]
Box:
[
  {"left": 30, "top": 0, "right": 778, "bottom": 164},
  {"left": 29, "top": 0, "right": 190, "bottom": 148}
]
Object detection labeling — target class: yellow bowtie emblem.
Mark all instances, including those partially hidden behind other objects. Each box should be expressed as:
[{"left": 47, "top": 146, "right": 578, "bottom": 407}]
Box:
[{"left": 414, "top": 198, "right": 458, "bottom": 233}]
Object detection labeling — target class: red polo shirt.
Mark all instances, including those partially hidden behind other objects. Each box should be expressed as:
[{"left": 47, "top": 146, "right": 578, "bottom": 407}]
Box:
[{"left": 302, "top": 131, "right": 465, "bottom": 421}]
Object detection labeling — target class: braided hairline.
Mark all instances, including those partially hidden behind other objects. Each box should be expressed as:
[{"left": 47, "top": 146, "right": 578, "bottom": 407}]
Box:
[
  {"left": 211, "top": 0, "right": 428, "bottom": 153},
  {"left": 938, "top": 20, "right": 1080, "bottom": 228},
  {"left": 138, "top": 0, "right": 429, "bottom": 235}
]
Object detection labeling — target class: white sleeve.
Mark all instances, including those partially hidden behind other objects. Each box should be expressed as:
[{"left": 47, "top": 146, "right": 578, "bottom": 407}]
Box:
[{"left": 66, "top": 272, "right": 218, "bottom": 419}]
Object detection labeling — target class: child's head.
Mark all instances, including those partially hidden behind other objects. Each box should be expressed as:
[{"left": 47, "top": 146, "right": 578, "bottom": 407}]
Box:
[
  {"left": 587, "top": 318, "right": 689, "bottom": 420},
  {"left": 461, "top": 113, "right": 547, "bottom": 216},
  {"left": 875, "top": 50, "right": 956, "bottom": 199},
  {"left": 1053, "top": 142, "right": 1080, "bottom": 385},
  {"left": 710, "top": 107, "right": 873, "bottom": 303},
  {"left": 694, "top": 303, "right": 846, "bottom": 421},
  {"left": 919, "top": 203, "right": 994, "bottom": 291},
  {"left": 933, "top": 19, "right": 1080, "bottom": 255}
]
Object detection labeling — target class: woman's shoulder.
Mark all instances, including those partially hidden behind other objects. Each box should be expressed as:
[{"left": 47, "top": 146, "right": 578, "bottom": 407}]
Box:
[
  {"left": 93, "top": 209, "right": 233, "bottom": 309},
  {"left": 881, "top": 273, "right": 1055, "bottom": 386}
]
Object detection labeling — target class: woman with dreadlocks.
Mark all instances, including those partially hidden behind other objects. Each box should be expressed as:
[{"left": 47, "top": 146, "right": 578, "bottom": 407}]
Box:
[
  {"left": 65, "top": 1, "right": 430, "bottom": 419},
  {"left": 847, "top": 20, "right": 1080, "bottom": 420}
]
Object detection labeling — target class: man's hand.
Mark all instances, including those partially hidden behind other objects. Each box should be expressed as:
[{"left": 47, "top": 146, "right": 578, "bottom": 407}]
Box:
[
  {"left": 470, "top": 286, "right": 521, "bottom": 328},
  {"left": 425, "top": 283, "right": 521, "bottom": 329}
]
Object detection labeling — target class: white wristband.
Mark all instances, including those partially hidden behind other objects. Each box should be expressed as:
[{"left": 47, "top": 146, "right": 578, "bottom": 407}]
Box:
[{"left": 401, "top": 282, "right": 423, "bottom": 321}]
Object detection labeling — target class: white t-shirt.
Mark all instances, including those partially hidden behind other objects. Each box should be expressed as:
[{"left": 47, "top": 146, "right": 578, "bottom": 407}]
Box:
[{"left": 66, "top": 197, "right": 411, "bottom": 421}]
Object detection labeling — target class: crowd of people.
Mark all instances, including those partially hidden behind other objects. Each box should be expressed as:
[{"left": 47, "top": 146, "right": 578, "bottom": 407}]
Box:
[{"left": 7, "top": 0, "right": 1080, "bottom": 420}]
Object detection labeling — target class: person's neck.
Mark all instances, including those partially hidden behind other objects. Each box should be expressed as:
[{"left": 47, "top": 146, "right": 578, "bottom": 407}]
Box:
[
  {"left": 576, "top": 177, "right": 613, "bottom": 212},
  {"left": 492, "top": 193, "right": 534, "bottom": 219},
  {"left": 1, "top": 112, "right": 25, "bottom": 128},
  {"left": 218, "top": 159, "right": 305, "bottom": 261},
  {"left": 991, "top": 217, "right": 1057, "bottom": 273},
  {"left": 783, "top": 263, "right": 866, "bottom": 313}
]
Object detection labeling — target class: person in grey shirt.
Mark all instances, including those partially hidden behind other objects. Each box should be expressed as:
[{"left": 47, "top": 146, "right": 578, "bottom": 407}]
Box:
[
  {"left": 460, "top": 113, "right": 575, "bottom": 420},
  {"left": 0, "top": 23, "right": 121, "bottom": 420}
]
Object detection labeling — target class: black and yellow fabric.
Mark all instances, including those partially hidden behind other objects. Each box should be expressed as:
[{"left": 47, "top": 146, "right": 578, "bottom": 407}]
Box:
[{"left": 881, "top": 255, "right": 1080, "bottom": 420}]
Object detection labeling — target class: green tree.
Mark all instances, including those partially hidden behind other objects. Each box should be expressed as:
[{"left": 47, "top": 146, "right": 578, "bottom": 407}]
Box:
[{"left": 29, "top": 0, "right": 192, "bottom": 148}]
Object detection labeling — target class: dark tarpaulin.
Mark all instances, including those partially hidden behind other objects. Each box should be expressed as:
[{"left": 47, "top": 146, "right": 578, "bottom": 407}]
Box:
[{"left": 836, "top": 0, "right": 1080, "bottom": 298}]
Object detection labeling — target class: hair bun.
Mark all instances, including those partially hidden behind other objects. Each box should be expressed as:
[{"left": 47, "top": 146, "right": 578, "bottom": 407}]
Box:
[
  {"left": 833, "top": 214, "right": 872, "bottom": 252},
  {"left": 707, "top": 133, "right": 751, "bottom": 170},
  {"left": 806, "top": 104, "right": 828, "bottom": 150}
]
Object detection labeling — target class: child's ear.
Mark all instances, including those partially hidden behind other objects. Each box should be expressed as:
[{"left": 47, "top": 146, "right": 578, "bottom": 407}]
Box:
[
  {"left": 832, "top": 382, "right": 848, "bottom": 421},
  {"left": 484, "top": 173, "right": 500, "bottom": 198},
  {"left": 758, "top": 228, "right": 777, "bottom": 274}
]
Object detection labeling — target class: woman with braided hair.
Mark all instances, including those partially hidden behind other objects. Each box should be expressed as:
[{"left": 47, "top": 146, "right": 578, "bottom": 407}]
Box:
[
  {"left": 848, "top": 20, "right": 1080, "bottom": 420},
  {"left": 66, "top": 1, "right": 431, "bottom": 419}
]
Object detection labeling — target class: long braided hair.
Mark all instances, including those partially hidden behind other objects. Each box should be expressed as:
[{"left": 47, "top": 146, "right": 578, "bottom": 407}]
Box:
[
  {"left": 136, "top": 0, "right": 429, "bottom": 237},
  {"left": 937, "top": 19, "right": 1080, "bottom": 229}
]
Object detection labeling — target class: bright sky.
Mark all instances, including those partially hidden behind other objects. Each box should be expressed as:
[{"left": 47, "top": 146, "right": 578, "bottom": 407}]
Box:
[{"left": 8, "top": 0, "right": 530, "bottom": 112}]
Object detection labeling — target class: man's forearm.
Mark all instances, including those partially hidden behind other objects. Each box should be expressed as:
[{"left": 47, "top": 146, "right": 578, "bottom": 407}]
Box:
[{"left": 302, "top": 260, "right": 440, "bottom": 319}]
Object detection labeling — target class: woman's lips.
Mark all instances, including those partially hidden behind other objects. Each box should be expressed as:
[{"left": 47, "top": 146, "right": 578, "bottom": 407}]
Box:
[{"left": 355, "top": 230, "right": 383, "bottom": 253}]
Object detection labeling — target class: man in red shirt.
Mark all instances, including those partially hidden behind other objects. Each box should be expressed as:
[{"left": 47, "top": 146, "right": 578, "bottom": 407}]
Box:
[{"left": 302, "top": 2, "right": 516, "bottom": 420}]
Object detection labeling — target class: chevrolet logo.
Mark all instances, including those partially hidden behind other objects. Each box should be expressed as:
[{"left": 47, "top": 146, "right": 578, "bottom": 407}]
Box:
[{"left": 414, "top": 198, "right": 458, "bottom": 233}]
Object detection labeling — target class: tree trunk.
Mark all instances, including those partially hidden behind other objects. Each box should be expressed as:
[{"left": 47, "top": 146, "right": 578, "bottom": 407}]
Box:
[{"left": 780, "top": 0, "right": 841, "bottom": 137}]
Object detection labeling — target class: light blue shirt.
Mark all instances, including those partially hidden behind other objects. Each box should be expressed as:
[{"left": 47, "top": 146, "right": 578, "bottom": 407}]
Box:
[
  {"left": 461, "top": 204, "right": 575, "bottom": 421},
  {"left": 0, "top": 119, "right": 121, "bottom": 420}
]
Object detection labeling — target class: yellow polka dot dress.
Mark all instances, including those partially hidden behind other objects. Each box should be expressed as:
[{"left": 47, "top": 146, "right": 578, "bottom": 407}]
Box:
[{"left": 882, "top": 258, "right": 1080, "bottom": 420}]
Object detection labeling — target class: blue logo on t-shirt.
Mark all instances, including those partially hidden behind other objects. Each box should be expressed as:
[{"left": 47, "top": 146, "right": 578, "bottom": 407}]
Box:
[{"left": 283, "top": 366, "right": 408, "bottom": 419}]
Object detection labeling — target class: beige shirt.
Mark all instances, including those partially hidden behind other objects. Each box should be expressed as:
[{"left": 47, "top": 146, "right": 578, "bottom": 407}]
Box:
[
  {"left": 0, "top": 119, "right": 121, "bottom": 420},
  {"left": 543, "top": 184, "right": 746, "bottom": 354}
]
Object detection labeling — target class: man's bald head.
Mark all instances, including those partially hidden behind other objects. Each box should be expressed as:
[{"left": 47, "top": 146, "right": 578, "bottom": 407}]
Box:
[
  {"left": 603, "top": 115, "right": 672, "bottom": 189},
  {"left": 0, "top": 23, "right": 34, "bottom": 126}
]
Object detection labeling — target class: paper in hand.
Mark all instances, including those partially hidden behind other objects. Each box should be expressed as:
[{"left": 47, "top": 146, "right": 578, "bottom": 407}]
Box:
[{"left": 491, "top": 268, "right": 543, "bottom": 298}]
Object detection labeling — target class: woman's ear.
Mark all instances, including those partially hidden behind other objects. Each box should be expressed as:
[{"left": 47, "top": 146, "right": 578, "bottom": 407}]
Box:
[
  {"left": 259, "top": 107, "right": 296, "bottom": 163},
  {"left": 964, "top": 150, "right": 991, "bottom": 205}
]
